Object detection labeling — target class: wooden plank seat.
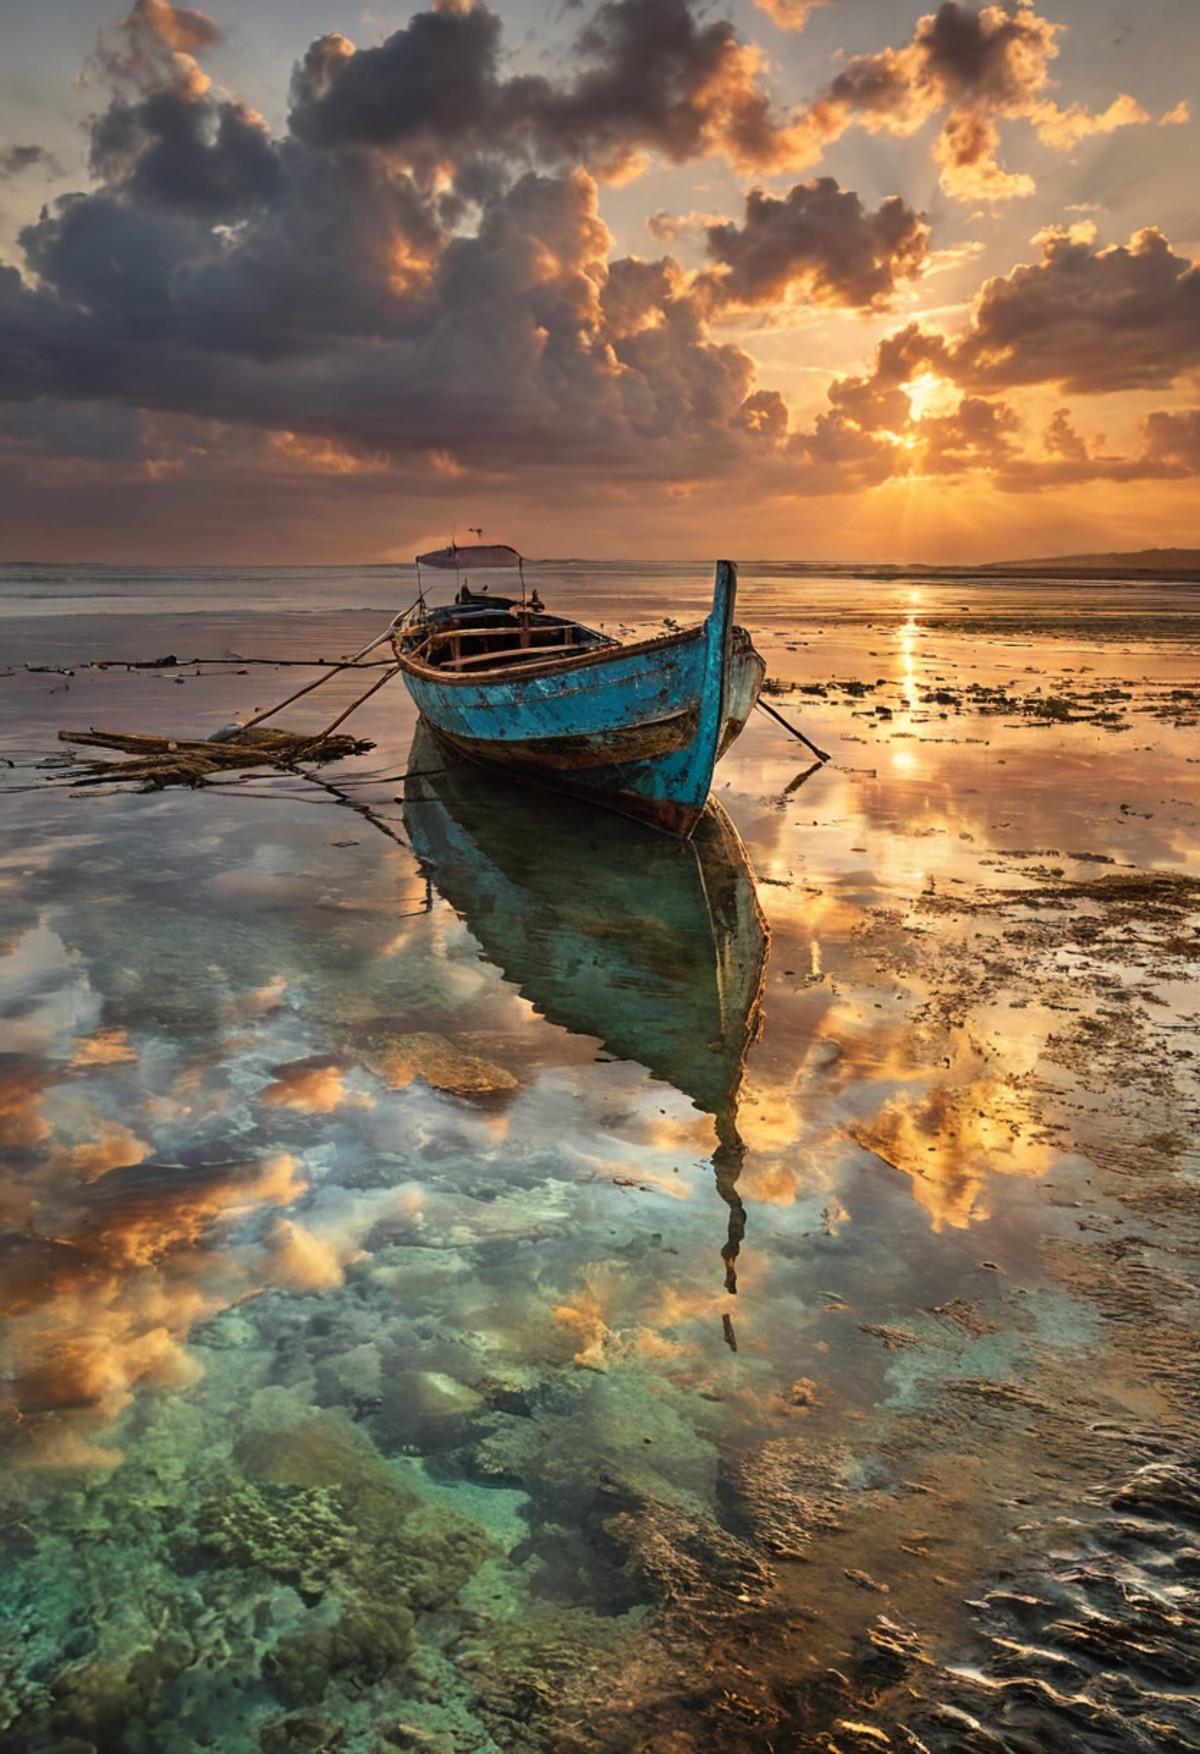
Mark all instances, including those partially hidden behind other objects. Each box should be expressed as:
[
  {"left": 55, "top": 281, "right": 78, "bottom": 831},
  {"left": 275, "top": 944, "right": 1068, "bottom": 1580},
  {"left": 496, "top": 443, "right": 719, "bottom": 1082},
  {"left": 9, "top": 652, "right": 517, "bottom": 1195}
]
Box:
[
  {"left": 443, "top": 623, "right": 572, "bottom": 642},
  {"left": 444, "top": 641, "right": 582, "bottom": 671}
]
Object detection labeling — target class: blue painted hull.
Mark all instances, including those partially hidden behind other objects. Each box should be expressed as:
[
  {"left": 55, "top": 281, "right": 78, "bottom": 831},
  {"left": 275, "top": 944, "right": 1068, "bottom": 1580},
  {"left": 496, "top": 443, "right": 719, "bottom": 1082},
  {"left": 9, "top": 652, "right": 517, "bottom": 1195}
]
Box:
[{"left": 394, "top": 561, "right": 764, "bottom": 835}]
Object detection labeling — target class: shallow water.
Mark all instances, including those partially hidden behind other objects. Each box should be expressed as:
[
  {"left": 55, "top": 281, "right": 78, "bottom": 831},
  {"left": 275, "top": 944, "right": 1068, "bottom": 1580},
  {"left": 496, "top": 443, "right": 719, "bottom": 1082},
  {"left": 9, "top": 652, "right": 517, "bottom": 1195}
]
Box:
[{"left": 1, "top": 563, "right": 1199, "bottom": 1753}]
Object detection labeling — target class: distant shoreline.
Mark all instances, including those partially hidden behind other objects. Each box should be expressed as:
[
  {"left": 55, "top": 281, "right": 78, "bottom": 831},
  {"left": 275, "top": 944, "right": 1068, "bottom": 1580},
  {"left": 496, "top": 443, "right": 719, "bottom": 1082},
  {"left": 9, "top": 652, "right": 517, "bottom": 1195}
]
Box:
[{"left": 2, "top": 548, "right": 1199, "bottom": 583}]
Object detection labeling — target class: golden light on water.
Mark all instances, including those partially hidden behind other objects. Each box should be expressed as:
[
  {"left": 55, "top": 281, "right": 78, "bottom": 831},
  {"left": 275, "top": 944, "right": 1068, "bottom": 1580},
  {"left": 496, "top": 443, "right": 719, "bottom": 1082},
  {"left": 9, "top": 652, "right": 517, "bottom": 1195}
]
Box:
[{"left": 898, "top": 612, "right": 922, "bottom": 703}]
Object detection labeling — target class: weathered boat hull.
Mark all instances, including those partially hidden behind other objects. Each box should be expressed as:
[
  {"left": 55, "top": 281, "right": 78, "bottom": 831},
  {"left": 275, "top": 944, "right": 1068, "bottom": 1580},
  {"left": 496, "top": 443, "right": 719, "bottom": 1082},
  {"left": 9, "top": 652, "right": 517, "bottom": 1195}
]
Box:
[{"left": 394, "top": 561, "right": 765, "bottom": 836}]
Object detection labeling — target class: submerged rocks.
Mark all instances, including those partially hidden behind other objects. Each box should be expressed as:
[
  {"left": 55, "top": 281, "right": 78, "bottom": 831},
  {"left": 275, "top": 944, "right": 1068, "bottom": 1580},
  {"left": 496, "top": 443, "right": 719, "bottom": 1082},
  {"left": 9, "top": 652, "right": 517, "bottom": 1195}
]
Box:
[
  {"left": 722, "top": 1437, "right": 848, "bottom": 1559},
  {"left": 226, "top": 1392, "right": 494, "bottom": 1617},
  {"left": 258, "top": 1709, "right": 344, "bottom": 1753},
  {"left": 1110, "top": 1459, "right": 1200, "bottom": 1531},
  {"left": 193, "top": 1477, "right": 354, "bottom": 1597},
  {"left": 262, "top": 1603, "right": 415, "bottom": 1707},
  {"left": 602, "top": 1483, "right": 776, "bottom": 1613},
  {"left": 372, "top": 1031, "right": 519, "bottom": 1097}
]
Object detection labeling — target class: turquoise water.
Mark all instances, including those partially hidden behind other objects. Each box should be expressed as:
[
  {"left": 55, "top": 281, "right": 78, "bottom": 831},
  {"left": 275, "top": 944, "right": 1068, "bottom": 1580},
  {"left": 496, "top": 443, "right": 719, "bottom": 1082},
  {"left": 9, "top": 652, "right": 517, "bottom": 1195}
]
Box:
[{"left": 1, "top": 564, "right": 1199, "bottom": 1751}]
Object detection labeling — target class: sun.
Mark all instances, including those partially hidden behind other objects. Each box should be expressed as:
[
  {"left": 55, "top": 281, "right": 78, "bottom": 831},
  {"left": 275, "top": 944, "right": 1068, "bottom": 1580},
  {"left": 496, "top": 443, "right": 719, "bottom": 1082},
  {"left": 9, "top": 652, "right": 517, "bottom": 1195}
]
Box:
[{"left": 902, "top": 371, "right": 957, "bottom": 422}]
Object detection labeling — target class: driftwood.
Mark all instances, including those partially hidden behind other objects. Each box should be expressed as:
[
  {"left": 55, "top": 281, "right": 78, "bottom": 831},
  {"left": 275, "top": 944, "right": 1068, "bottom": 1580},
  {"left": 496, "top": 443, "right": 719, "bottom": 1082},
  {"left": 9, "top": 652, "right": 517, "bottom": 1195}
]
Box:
[
  {"left": 55, "top": 631, "right": 404, "bottom": 791},
  {"left": 57, "top": 725, "right": 373, "bottom": 789}
]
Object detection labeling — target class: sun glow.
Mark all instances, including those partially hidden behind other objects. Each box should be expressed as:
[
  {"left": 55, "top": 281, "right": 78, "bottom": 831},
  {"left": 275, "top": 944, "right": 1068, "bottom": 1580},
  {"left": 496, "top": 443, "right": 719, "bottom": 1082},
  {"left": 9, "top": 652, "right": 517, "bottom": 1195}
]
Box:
[{"left": 902, "top": 372, "right": 957, "bottom": 422}]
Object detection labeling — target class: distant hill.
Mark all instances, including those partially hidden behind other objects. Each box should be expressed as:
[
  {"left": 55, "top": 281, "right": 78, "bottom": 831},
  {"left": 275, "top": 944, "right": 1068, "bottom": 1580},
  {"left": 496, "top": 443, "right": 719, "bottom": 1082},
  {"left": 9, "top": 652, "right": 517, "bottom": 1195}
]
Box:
[{"left": 983, "top": 547, "right": 1200, "bottom": 576}]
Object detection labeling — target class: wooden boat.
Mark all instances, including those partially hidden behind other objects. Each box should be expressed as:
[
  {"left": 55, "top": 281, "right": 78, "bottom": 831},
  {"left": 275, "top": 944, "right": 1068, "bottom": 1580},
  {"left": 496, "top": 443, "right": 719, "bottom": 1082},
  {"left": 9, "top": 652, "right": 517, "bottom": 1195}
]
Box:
[
  {"left": 401, "top": 724, "right": 769, "bottom": 1284},
  {"left": 392, "top": 551, "right": 765, "bottom": 836}
]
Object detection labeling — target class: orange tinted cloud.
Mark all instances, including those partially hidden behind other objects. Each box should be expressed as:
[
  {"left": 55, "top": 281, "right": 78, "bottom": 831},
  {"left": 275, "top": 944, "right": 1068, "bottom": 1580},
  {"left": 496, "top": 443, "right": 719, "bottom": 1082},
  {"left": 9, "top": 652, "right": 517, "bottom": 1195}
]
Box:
[
  {"left": 701, "top": 179, "right": 929, "bottom": 312},
  {"left": 68, "top": 1122, "right": 152, "bottom": 1181},
  {"left": 1031, "top": 91, "right": 1150, "bottom": 149},
  {"left": 850, "top": 1078, "right": 1055, "bottom": 1230},
  {"left": 261, "top": 1217, "right": 350, "bottom": 1290},
  {"left": 70, "top": 1028, "right": 138, "bottom": 1067},
  {"left": 1, "top": 1151, "right": 309, "bottom": 1463},
  {"left": 792, "top": 2, "right": 1174, "bottom": 200},
  {"left": 268, "top": 432, "right": 391, "bottom": 476},
  {"left": 777, "top": 218, "right": 1200, "bottom": 496},
  {"left": 0, "top": 1063, "right": 52, "bottom": 1152},
  {"left": 751, "top": 0, "right": 829, "bottom": 31},
  {"left": 953, "top": 225, "right": 1200, "bottom": 393},
  {"left": 258, "top": 1058, "right": 370, "bottom": 1113},
  {"left": 95, "top": 0, "right": 223, "bottom": 98}
]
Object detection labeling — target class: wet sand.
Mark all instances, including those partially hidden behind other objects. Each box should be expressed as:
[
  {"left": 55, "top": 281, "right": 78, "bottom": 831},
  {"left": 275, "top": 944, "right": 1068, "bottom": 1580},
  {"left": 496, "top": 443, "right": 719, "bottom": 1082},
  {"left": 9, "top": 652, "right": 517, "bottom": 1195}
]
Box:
[{"left": 1, "top": 564, "right": 1198, "bottom": 1753}]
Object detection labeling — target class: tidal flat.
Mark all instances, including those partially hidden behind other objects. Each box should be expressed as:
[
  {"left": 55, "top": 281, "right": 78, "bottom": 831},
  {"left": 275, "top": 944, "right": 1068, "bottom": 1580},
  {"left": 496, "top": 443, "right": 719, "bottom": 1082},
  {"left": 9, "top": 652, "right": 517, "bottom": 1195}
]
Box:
[{"left": 1, "top": 562, "right": 1198, "bottom": 1754}]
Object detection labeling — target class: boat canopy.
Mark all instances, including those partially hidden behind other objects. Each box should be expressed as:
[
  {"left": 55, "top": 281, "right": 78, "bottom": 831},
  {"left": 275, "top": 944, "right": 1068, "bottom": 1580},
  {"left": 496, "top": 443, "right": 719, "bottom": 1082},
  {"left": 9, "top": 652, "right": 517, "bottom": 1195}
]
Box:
[{"left": 416, "top": 543, "right": 523, "bottom": 570}]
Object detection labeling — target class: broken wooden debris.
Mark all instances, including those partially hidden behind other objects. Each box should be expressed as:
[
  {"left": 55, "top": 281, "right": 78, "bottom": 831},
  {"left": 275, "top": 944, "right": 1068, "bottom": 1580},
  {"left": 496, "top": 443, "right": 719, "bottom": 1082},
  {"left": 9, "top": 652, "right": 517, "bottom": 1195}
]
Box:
[{"left": 57, "top": 725, "right": 373, "bottom": 789}]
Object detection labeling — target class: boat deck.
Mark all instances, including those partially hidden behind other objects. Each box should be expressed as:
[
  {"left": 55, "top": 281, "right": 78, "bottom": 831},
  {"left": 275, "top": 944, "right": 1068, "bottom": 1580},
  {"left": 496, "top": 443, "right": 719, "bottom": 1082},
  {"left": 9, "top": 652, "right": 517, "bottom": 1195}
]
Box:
[{"left": 399, "top": 607, "right": 614, "bottom": 675}]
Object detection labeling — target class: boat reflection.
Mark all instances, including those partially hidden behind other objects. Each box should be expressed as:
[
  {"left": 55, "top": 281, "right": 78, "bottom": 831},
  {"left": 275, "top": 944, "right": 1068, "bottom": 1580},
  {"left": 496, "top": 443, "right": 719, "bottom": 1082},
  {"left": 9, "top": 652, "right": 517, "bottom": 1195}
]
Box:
[{"left": 401, "top": 724, "right": 769, "bottom": 1293}]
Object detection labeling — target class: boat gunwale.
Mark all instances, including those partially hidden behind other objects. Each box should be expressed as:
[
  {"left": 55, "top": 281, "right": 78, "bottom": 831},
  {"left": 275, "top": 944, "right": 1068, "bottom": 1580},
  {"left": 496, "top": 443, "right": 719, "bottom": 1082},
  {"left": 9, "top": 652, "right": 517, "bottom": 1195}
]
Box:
[{"left": 392, "top": 617, "right": 704, "bottom": 688}]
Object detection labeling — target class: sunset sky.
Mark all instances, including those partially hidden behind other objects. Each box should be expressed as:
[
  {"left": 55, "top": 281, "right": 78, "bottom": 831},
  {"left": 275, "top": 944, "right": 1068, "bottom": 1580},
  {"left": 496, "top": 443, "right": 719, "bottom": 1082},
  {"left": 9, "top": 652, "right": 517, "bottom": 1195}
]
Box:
[{"left": 1, "top": 0, "right": 1197, "bottom": 563}]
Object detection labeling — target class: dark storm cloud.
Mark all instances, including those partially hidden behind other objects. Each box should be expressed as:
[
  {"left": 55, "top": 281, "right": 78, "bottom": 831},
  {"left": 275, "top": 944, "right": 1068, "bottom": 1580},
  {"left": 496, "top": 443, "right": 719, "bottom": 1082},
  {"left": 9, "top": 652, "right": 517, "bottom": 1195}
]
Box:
[
  {"left": 0, "top": 399, "right": 149, "bottom": 463},
  {"left": 23, "top": 107, "right": 443, "bottom": 360},
  {"left": 702, "top": 179, "right": 929, "bottom": 311},
  {"left": 7, "top": 123, "right": 771, "bottom": 482},
  {"left": 289, "top": 6, "right": 505, "bottom": 155},
  {"left": 3, "top": 0, "right": 870, "bottom": 484},
  {"left": 521, "top": 0, "right": 778, "bottom": 174},
  {"left": 90, "top": 91, "right": 282, "bottom": 215},
  {"left": 289, "top": 0, "right": 814, "bottom": 179}
]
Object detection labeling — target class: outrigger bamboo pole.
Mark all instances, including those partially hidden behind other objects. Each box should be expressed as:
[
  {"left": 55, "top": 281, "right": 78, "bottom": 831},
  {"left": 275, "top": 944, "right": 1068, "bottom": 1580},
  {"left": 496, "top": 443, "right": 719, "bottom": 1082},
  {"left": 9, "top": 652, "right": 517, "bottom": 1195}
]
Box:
[
  {"left": 297, "top": 663, "right": 403, "bottom": 749},
  {"left": 754, "top": 696, "right": 831, "bottom": 763},
  {"left": 226, "top": 624, "right": 402, "bottom": 736}
]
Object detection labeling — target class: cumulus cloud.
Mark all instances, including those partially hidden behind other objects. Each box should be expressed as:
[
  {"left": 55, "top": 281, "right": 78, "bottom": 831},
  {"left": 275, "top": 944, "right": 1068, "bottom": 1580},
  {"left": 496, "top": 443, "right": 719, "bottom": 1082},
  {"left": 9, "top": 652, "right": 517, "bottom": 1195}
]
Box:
[
  {"left": 701, "top": 178, "right": 929, "bottom": 311},
  {"left": 1042, "top": 406, "right": 1089, "bottom": 461},
  {"left": 289, "top": 0, "right": 827, "bottom": 181},
  {"left": 1, "top": 0, "right": 1196, "bottom": 535},
  {"left": 796, "top": 221, "right": 1200, "bottom": 422},
  {"left": 792, "top": 1, "right": 1177, "bottom": 200},
  {"left": 6, "top": 27, "right": 797, "bottom": 490},
  {"left": 288, "top": 6, "right": 506, "bottom": 159},
  {"left": 952, "top": 224, "right": 1200, "bottom": 392},
  {"left": 781, "top": 306, "right": 1200, "bottom": 495},
  {"left": 92, "top": 0, "right": 223, "bottom": 98},
  {"left": 1137, "top": 408, "right": 1200, "bottom": 474},
  {"left": 283, "top": 0, "right": 1178, "bottom": 198},
  {"left": 89, "top": 90, "right": 281, "bottom": 216}
]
